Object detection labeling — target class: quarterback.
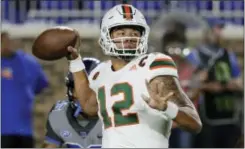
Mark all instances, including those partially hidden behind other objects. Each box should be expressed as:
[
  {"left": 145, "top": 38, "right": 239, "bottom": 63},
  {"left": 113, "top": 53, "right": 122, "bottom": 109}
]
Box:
[{"left": 67, "top": 4, "right": 202, "bottom": 148}]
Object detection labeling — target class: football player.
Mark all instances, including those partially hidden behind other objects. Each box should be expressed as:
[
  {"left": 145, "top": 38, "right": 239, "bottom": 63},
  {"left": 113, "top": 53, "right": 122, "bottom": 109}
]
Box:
[
  {"left": 43, "top": 58, "right": 103, "bottom": 148},
  {"left": 67, "top": 4, "right": 202, "bottom": 148}
]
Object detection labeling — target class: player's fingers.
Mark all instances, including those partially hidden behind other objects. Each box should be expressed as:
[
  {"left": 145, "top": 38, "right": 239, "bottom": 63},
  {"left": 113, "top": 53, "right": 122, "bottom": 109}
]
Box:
[
  {"left": 67, "top": 46, "right": 79, "bottom": 60},
  {"left": 157, "top": 82, "right": 164, "bottom": 97},
  {"left": 148, "top": 99, "right": 158, "bottom": 109},
  {"left": 74, "top": 35, "right": 82, "bottom": 49},
  {"left": 151, "top": 79, "right": 159, "bottom": 94},
  {"left": 159, "top": 101, "right": 168, "bottom": 111},
  {"left": 141, "top": 94, "right": 160, "bottom": 109},
  {"left": 162, "top": 92, "right": 174, "bottom": 102},
  {"left": 67, "top": 46, "right": 78, "bottom": 53},
  {"left": 152, "top": 93, "right": 160, "bottom": 102},
  {"left": 145, "top": 79, "right": 150, "bottom": 90},
  {"left": 145, "top": 79, "right": 154, "bottom": 95}
]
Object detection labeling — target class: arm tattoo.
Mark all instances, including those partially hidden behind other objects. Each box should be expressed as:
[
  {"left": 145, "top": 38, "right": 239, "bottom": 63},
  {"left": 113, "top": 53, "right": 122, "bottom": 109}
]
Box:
[{"left": 150, "top": 76, "right": 195, "bottom": 109}]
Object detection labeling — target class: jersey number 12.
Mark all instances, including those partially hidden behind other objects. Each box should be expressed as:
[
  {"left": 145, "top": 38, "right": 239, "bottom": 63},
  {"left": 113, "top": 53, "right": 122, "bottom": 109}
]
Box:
[{"left": 98, "top": 82, "right": 139, "bottom": 129}]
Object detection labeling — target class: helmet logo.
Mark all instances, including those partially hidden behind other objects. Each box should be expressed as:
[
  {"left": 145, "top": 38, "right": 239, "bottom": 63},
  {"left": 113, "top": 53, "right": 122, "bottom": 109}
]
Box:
[{"left": 122, "top": 5, "right": 133, "bottom": 20}]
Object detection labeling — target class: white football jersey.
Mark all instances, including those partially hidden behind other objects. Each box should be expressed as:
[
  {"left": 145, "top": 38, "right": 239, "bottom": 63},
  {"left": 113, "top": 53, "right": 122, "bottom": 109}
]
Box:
[{"left": 88, "top": 52, "right": 178, "bottom": 148}]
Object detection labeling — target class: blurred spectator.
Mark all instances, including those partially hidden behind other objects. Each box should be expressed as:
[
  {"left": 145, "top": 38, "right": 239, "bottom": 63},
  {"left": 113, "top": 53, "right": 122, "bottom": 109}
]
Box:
[
  {"left": 186, "top": 22, "right": 243, "bottom": 148},
  {"left": 1, "top": 32, "right": 49, "bottom": 148},
  {"left": 161, "top": 21, "right": 196, "bottom": 148}
]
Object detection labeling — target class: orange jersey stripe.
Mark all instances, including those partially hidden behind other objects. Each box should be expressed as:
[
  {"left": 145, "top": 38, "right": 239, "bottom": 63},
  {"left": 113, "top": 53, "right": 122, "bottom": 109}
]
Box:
[
  {"left": 150, "top": 65, "right": 177, "bottom": 70},
  {"left": 154, "top": 58, "right": 173, "bottom": 62}
]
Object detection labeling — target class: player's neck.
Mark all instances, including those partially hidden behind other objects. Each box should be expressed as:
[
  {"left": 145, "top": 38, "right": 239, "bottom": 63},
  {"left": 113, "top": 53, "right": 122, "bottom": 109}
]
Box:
[{"left": 110, "top": 57, "right": 128, "bottom": 71}]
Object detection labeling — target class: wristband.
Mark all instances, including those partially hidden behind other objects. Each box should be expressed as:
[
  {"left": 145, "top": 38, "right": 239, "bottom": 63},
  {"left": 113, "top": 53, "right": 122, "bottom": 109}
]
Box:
[
  {"left": 164, "top": 101, "right": 179, "bottom": 119},
  {"left": 69, "top": 55, "right": 85, "bottom": 73}
]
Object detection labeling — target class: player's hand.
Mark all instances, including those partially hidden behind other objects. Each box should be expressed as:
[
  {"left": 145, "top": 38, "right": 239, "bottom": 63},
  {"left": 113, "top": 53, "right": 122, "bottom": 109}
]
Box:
[
  {"left": 66, "top": 30, "right": 82, "bottom": 60},
  {"left": 67, "top": 46, "right": 80, "bottom": 60},
  {"left": 142, "top": 80, "right": 175, "bottom": 111}
]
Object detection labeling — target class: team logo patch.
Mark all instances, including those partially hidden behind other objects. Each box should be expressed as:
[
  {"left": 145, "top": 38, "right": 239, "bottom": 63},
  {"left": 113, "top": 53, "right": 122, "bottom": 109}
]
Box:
[
  {"left": 60, "top": 130, "right": 72, "bottom": 138},
  {"left": 1, "top": 68, "right": 13, "bottom": 79}
]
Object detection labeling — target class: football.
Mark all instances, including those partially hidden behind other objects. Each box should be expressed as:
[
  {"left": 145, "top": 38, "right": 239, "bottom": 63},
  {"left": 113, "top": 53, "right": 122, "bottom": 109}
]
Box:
[{"left": 32, "top": 26, "right": 79, "bottom": 61}]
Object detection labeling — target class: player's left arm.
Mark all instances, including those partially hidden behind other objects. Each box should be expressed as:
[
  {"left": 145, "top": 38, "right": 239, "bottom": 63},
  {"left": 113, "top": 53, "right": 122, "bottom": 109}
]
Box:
[
  {"left": 144, "top": 53, "right": 202, "bottom": 133},
  {"left": 150, "top": 76, "right": 202, "bottom": 133}
]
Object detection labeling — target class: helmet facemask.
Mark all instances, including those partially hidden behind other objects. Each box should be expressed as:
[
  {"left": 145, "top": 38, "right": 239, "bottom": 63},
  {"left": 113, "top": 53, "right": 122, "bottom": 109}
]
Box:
[{"left": 99, "top": 25, "right": 148, "bottom": 61}]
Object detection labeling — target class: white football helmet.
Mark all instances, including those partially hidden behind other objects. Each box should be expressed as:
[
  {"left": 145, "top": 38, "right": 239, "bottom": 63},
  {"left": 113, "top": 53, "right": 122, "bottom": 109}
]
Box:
[{"left": 99, "top": 4, "right": 150, "bottom": 59}]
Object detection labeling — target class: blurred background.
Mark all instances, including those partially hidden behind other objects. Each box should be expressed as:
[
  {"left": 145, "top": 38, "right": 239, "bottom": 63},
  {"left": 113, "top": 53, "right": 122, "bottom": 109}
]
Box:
[{"left": 1, "top": 0, "right": 244, "bottom": 148}]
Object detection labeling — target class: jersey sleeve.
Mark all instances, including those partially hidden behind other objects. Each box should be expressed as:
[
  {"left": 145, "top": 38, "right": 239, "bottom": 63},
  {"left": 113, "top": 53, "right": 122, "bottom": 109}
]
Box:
[
  {"left": 88, "top": 62, "right": 107, "bottom": 92},
  {"left": 44, "top": 105, "right": 63, "bottom": 147},
  {"left": 146, "top": 53, "right": 178, "bottom": 82}
]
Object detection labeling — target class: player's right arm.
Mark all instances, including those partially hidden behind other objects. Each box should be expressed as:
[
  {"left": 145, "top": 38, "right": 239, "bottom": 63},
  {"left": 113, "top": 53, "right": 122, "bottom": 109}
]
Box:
[
  {"left": 72, "top": 71, "right": 98, "bottom": 116},
  {"left": 67, "top": 46, "right": 98, "bottom": 117}
]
